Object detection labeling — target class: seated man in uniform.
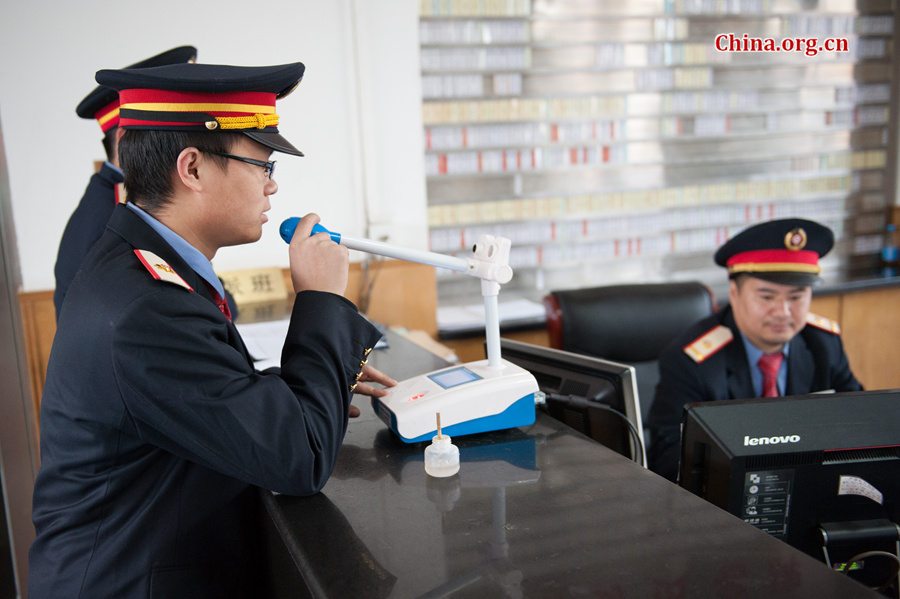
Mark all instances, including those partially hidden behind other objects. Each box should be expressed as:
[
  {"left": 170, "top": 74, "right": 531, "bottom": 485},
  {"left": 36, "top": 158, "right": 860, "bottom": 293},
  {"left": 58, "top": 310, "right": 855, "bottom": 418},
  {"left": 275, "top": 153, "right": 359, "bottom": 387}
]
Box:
[
  {"left": 30, "top": 60, "right": 395, "bottom": 598},
  {"left": 55, "top": 46, "right": 200, "bottom": 318},
  {"left": 647, "top": 218, "right": 862, "bottom": 481}
]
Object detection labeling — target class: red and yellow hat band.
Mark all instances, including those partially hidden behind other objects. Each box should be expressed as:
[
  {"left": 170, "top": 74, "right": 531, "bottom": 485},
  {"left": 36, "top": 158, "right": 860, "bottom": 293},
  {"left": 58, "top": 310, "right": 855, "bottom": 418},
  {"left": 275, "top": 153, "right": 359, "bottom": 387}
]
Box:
[
  {"left": 726, "top": 249, "right": 821, "bottom": 274},
  {"left": 94, "top": 99, "right": 120, "bottom": 133},
  {"left": 117, "top": 88, "right": 279, "bottom": 131}
]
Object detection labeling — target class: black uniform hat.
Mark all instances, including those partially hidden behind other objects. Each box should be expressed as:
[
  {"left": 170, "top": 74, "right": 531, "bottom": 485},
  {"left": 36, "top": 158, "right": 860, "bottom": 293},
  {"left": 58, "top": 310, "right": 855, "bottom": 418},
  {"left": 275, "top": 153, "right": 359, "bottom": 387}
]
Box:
[
  {"left": 94, "top": 62, "right": 305, "bottom": 156},
  {"left": 714, "top": 218, "right": 834, "bottom": 286},
  {"left": 76, "top": 46, "right": 198, "bottom": 133}
]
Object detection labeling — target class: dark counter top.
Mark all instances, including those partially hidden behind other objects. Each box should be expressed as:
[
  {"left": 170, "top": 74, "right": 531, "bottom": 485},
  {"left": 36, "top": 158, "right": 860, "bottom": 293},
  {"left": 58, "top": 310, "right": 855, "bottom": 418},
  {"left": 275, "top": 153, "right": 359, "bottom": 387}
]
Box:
[{"left": 261, "top": 332, "right": 879, "bottom": 598}]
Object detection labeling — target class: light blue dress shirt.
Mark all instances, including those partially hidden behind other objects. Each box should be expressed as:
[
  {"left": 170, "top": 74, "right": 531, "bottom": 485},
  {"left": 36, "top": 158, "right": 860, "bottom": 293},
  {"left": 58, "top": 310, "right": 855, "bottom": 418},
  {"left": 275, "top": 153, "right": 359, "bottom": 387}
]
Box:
[
  {"left": 126, "top": 203, "right": 226, "bottom": 298},
  {"left": 740, "top": 332, "right": 789, "bottom": 397}
]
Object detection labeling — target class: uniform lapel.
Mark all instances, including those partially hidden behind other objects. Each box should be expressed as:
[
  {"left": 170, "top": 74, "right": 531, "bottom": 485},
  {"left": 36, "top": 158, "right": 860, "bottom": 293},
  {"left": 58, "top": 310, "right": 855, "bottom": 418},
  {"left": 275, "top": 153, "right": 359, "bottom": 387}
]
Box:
[
  {"left": 725, "top": 341, "right": 755, "bottom": 399},
  {"left": 785, "top": 334, "right": 814, "bottom": 395},
  {"left": 722, "top": 309, "right": 756, "bottom": 399}
]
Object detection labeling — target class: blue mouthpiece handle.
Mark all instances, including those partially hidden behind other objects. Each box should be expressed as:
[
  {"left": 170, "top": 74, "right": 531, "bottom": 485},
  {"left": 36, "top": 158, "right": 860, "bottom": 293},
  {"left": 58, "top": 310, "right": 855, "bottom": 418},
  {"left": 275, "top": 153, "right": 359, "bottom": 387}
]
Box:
[{"left": 279, "top": 218, "right": 341, "bottom": 244}]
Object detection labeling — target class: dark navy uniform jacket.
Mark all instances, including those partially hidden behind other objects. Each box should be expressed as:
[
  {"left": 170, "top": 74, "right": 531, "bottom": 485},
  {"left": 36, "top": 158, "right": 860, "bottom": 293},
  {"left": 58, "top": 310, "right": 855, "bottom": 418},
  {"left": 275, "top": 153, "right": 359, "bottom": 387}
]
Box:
[
  {"left": 53, "top": 162, "right": 123, "bottom": 318},
  {"left": 30, "top": 204, "right": 381, "bottom": 598},
  {"left": 647, "top": 306, "right": 862, "bottom": 481}
]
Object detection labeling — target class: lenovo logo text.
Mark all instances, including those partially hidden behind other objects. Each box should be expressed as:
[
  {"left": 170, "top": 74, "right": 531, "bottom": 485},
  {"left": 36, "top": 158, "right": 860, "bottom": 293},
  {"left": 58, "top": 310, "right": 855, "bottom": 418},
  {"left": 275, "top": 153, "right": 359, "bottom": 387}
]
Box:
[{"left": 743, "top": 434, "right": 801, "bottom": 446}]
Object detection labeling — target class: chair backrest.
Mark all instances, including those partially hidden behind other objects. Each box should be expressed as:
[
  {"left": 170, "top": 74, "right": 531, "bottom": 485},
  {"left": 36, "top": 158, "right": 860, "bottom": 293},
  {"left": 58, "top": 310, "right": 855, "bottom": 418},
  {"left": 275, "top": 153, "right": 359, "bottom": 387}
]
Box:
[
  {"left": 543, "top": 281, "right": 717, "bottom": 441},
  {"left": 544, "top": 281, "right": 716, "bottom": 362}
]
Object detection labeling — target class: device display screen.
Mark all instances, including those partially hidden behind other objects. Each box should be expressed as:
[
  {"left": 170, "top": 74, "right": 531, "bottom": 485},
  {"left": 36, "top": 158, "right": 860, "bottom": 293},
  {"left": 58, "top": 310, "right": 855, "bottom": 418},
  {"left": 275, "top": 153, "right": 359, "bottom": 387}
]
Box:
[{"left": 428, "top": 367, "right": 482, "bottom": 389}]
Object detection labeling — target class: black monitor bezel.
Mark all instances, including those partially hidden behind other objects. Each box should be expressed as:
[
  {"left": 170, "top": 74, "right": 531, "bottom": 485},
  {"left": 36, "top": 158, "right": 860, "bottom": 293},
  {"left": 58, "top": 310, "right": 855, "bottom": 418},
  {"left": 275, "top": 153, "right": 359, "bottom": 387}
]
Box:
[
  {"left": 678, "top": 389, "right": 900, "bottom": 575},
  {"left": 499, "top": 338, "right": 644, "bottom": 464}
]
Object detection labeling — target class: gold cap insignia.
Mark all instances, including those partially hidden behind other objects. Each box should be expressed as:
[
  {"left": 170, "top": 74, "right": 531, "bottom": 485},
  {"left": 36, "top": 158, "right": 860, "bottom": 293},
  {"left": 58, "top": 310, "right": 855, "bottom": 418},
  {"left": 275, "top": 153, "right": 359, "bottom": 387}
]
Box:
[{"left": 784, "top": 227, "right": 807, "bottom": 251}]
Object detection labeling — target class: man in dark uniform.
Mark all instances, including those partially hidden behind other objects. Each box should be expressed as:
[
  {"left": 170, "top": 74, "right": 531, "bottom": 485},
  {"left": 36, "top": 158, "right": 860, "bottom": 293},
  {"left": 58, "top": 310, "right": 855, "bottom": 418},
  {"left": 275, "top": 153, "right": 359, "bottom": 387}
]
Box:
[
  {"left": 647, "top": 218, "right": 862, "bottom": 481},
  {"left": 29, "top": 61, "right": 396, "bottom": 598},
  {"left": 54, "top": 46, "right": 199, "bottom": 318}
]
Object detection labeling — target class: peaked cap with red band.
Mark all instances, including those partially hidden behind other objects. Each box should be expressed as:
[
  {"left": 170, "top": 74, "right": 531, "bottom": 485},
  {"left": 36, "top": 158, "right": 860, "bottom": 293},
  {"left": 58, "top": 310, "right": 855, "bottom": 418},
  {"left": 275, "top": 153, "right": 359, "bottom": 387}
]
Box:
[
  {"left": 94, "top": 62, "right": 305, "bottom": 156},
  {"left": 714, "top": 218, "right": 834, "bottom": 286},
  {"left": 76, "top": 46, "right": 197, "bottom": 133}
]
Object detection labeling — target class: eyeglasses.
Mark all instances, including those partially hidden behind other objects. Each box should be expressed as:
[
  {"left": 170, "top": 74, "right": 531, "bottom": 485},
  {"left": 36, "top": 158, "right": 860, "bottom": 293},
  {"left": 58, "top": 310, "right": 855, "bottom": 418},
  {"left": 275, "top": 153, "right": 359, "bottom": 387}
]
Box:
[{"left": 205, "top": 151, "right": 276, "bottom": 179}]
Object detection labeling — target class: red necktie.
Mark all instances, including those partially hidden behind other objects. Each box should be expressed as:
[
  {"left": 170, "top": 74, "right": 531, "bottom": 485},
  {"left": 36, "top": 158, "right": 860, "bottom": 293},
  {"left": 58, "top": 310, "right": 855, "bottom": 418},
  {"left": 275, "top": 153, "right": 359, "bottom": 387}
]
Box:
[
  {"left": 203, "top": 282, "right": 232, "bottom": 322},
  {"left": 758, "top": 352, "right": 783, "bottom": 398}
]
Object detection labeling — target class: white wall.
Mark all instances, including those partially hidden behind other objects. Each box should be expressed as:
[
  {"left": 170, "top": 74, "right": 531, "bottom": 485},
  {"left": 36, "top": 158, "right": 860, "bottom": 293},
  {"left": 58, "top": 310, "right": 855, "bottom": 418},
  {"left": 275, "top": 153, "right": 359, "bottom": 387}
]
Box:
[{"left": 0, "top": 0, "right": 427, "bottom": 292}]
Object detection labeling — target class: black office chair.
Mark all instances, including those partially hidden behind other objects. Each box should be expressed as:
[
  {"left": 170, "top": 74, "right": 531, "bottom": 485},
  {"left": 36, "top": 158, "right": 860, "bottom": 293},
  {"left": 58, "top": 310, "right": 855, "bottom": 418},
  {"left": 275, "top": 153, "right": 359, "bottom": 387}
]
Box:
[{"left": 543, "top": 281, "right": 717, "bottom": 446}]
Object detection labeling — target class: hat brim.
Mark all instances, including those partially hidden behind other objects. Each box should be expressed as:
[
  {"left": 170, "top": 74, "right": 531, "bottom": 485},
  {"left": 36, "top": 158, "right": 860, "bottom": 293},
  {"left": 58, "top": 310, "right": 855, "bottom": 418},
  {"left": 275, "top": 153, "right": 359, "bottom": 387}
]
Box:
[
  {"left": 734, "top": 271, "right": 822, "bottom": 287},
  {"left": 243, "top": 130, "right": 304, "bottom": 157}
]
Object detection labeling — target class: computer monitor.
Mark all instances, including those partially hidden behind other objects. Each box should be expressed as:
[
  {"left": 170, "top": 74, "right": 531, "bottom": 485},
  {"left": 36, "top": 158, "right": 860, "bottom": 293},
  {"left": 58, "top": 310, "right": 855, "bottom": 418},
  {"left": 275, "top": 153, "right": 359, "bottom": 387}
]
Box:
[
  {"left": 499, "top": 338, "right": 645, "bottom": 465},
  {"left": 678, "top": 390, "right": 900, "bottom": 592}
]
